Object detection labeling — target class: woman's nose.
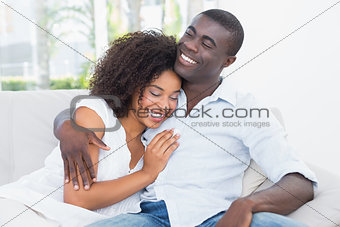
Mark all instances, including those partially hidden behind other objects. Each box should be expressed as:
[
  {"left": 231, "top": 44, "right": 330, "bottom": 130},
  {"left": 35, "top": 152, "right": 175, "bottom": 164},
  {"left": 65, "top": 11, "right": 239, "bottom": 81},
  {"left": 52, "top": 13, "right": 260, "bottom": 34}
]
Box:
[{"left": 157, "top": 97, "right": 170, "bottom": 111}]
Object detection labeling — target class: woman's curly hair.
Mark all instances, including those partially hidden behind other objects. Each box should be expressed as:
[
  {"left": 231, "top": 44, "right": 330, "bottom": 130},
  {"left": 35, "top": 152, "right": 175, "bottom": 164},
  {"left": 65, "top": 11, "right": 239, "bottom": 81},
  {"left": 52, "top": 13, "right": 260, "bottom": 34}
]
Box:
[{"left": 89, "top": 30, "right": 178, "bottom": 117}]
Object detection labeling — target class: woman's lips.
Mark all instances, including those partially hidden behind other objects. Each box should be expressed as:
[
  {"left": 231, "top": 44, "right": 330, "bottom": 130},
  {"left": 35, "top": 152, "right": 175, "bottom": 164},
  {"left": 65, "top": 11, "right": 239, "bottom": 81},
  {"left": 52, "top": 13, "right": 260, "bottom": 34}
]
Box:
[{"left": 149, "top": 110, "right": 165, "bottom": 122}]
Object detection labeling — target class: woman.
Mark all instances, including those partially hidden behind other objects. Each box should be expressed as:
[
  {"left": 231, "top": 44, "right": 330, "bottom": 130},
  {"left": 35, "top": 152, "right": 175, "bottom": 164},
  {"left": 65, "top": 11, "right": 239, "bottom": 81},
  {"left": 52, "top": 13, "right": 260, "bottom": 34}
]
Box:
[{"left": 0, "top": 31, "right": 181, "bottom": 226}]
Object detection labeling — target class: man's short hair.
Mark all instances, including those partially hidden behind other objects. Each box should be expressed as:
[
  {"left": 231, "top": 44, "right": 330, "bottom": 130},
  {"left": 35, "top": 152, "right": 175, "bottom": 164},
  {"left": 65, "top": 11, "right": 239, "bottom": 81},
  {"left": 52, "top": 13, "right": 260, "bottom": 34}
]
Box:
[{"left": 200, "top": 9, "right": 244, "bottom": 56}]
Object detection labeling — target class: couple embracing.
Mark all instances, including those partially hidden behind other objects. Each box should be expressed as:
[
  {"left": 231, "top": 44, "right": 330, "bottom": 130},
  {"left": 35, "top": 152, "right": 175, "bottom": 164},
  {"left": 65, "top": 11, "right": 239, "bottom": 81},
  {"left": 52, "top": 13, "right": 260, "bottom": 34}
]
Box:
[{"left": 0, "top": 9, "right": 317, "bottom": 227}]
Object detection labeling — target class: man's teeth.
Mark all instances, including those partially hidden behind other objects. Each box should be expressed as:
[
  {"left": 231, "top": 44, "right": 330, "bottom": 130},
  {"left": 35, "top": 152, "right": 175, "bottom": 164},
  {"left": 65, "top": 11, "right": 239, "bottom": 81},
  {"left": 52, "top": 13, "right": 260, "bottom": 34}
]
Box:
[
  {"left": 181, "top": 53, "right": 197, "bottom": 64},
  {"left": 150, "top": 111, "right": 164, "bottom": 118}
]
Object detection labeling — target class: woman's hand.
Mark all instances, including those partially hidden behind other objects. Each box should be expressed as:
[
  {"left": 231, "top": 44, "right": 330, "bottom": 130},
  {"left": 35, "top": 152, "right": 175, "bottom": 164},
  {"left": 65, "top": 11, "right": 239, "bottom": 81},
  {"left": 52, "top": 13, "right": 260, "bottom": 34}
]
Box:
[{"left": 142, "top": 129, "right": 180, "bottom": 180}]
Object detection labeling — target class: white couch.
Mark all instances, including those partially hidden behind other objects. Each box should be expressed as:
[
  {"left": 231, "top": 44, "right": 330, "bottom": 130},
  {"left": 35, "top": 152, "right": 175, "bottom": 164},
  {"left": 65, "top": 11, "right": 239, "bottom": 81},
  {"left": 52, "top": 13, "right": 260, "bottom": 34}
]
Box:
[{"left": 0, "top": 89, "right": 339, "bottom": 226}]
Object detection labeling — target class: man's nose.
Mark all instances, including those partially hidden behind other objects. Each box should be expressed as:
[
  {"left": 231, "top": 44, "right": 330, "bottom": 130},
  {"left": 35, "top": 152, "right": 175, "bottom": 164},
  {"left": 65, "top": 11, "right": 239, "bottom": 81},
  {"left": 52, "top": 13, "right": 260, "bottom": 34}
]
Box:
[{"left": 184, "top": 39, "right": 198, "bottom": 53}]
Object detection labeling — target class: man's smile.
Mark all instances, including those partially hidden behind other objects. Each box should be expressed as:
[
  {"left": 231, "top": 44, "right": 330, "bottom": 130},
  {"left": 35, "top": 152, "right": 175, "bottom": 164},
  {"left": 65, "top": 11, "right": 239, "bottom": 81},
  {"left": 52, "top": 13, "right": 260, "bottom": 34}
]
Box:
[{"left": 179, "top": 51, "right": 198, "bottom": 65}]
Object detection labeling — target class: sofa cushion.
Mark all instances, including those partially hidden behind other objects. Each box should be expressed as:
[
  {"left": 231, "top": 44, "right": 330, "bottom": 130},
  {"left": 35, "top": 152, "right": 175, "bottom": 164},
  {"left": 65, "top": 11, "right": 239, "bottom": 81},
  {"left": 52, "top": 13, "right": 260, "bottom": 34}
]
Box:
[
  {"left": 241, "top": 160, "right": 267, "bottom": 196},
  {"left": 0, "top": 197, "right": 59, "bottom": 227}
]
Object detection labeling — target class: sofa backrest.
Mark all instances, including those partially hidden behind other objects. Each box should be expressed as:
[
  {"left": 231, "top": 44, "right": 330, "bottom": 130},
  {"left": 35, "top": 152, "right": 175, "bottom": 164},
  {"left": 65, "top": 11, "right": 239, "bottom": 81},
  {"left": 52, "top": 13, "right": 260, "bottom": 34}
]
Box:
[{"left": 0, "top": 89, "right": 88, "bottom": 185}]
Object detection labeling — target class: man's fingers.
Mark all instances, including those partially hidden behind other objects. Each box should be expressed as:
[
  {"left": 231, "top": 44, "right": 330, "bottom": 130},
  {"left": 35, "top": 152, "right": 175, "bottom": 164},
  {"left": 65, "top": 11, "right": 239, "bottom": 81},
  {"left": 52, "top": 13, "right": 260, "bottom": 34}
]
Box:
[
  {"left": 89, "top": 132, "right": 110, "bottom": 150},
  {"left": 69, "top": 161, "right": 79, "bottom": 190},
  {"left": 62, "top": 156, "right": 70, "bottom": 183},
  {"left": 76, "top": 156, "right": 90, "bottom": 190},
  {"left": 82, "top": 152, "right": 96, "bottom": 182}
]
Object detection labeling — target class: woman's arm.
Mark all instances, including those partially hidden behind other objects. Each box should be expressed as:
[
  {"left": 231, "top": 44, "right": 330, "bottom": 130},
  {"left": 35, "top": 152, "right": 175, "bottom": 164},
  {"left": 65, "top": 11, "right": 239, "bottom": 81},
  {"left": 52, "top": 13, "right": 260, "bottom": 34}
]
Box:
[
  {"left": 64, "top": 165, "right": 156, "bottom": 210},
  {"left": 63, "top": 107, "right": 153, "bottom": 210},
  {"left": 54, "top": 108, "right": 109, "bottom": 189},
  {"left": 64, "top": 107, "right": 179, "bottom": 210}
]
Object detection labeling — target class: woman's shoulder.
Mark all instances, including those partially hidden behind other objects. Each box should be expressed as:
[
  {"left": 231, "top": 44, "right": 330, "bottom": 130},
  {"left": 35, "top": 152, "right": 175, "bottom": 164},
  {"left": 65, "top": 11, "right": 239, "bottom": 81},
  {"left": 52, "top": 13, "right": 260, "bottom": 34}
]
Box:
[
  {"left": 75, "top": 96, "right": 111, "bottom": 112},
  {"left": 74, "top": 95, "right": 126, "bottom": 149},
  {"left": 74, "top": 96, "right": 117, "bottom": 127}
]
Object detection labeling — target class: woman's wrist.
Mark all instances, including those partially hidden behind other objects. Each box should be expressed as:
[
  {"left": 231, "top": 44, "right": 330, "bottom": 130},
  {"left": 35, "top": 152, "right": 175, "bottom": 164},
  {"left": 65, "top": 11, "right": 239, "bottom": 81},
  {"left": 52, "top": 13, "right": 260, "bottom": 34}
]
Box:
[{"left": 139, "top": 169, "right": 158, "bottom": 183}]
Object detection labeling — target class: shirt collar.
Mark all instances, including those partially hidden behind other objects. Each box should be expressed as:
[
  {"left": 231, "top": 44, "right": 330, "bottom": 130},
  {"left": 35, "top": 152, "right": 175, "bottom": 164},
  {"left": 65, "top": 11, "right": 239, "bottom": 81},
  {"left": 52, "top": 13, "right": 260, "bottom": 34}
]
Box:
[
  {"left": 178, "top": 77, "right": 237, "bottom": 109},
  {"left": 210, "top": 77, "right": 237, "bottom": 107}
]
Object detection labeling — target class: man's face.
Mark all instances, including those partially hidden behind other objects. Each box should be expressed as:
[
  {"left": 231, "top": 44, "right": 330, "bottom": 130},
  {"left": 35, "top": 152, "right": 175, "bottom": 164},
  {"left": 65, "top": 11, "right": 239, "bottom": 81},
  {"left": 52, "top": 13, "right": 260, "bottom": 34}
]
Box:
[{"left": 174, "top": 14, "right": 235, "bottom": 83}]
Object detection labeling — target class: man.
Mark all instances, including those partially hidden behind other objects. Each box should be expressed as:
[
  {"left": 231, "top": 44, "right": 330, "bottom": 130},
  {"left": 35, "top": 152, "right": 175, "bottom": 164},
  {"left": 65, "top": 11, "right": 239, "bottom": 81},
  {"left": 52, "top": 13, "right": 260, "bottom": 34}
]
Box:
[{"left": 54, "top": 9, "right": 317, "bottom": 226}]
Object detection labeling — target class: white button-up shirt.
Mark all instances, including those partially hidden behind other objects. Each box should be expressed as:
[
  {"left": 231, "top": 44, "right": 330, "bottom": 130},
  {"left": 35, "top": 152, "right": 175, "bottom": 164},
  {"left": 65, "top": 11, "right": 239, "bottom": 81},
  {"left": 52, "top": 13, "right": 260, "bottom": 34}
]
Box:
[{"left": 141, "top": 78, "right": 317, "bottom": 227}]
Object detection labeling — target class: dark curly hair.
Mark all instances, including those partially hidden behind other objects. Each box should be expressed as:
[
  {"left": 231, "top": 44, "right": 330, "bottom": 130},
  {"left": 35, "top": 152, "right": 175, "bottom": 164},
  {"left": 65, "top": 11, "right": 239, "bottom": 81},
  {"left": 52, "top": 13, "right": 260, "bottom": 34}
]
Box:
[{"left": 89, "top": 30, "right": 178, "bottom": 117}]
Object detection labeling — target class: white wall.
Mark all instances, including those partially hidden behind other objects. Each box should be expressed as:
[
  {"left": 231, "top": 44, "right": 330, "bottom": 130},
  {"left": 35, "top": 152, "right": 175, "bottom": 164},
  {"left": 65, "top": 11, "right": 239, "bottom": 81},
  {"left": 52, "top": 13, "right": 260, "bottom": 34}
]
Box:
[{"left": 217, "top": 0, "right": 340, "bottom": 173}]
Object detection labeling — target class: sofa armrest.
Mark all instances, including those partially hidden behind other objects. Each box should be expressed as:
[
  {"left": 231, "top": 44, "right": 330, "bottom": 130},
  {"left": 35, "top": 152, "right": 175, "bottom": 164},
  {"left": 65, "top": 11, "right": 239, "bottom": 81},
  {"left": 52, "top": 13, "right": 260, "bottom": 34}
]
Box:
[
  {"left": 254, "top": 163, "right": 340, "bottom": 227},
  {"left": 0, "top": 89, "right": 88, "bottom": 186},
  {"left": 286, "top": 163, "right": 340, "bottom": 227}
]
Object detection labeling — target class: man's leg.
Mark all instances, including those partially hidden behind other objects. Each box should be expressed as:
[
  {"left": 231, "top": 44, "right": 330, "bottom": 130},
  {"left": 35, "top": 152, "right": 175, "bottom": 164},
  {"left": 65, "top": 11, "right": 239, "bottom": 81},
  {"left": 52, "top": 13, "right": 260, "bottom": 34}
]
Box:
[
  {"left": 250, "top": 212, "right": 308, "bottom": 227},
  {"left": 86, "top": 200, "right": 170, "bottom": 227},
  {"left": 196, "top": 211, "right": 308, "bottom": 227},
  {"left": 195, "top": 211, "right": 226, "bottom": 227},
  {"left": 85, "top": 213, "right": 160, "bottom": 227}
]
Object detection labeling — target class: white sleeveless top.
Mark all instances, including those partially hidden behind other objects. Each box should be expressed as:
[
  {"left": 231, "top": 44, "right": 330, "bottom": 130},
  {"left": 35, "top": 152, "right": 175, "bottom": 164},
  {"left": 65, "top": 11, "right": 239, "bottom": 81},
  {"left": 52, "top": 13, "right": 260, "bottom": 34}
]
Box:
[
  {"left": 0, "top": 97, "right": 144, "bottom": 226},
  {"left": 76, "top": 97, "right": 144, "bottom": 215}
]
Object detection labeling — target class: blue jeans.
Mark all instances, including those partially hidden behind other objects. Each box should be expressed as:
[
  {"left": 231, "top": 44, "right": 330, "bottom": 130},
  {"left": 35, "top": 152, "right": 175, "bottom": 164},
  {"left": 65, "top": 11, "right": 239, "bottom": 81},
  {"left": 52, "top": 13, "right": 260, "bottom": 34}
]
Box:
[{"left": 86, "top": 200, "right": 308, "bottom": 227}]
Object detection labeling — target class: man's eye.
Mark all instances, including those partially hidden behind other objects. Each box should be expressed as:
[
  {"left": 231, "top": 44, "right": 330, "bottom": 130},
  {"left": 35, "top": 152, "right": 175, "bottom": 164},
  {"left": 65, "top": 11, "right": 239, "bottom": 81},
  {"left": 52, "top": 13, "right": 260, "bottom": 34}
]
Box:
[
  {"left": 170, "top": 96, "right": 178, "bottom": 101},
  {"left": 185, "top": 31, "right": 192, "bottom": 37},
  {"left": 202, "top": 42, "right": 212, "bottom": 48}
]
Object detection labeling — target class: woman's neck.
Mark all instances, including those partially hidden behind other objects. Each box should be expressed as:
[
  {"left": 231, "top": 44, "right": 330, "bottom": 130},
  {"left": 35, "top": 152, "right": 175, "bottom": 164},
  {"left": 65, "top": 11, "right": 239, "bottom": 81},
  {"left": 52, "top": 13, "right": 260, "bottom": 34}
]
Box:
[{"left": 118, "top": 110, "right": 146, "bottom": 141}]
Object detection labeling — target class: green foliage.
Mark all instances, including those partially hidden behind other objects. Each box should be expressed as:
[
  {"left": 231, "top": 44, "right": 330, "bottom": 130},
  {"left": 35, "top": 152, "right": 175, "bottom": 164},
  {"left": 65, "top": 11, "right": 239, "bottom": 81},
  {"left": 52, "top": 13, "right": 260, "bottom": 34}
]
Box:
[
  {"left": 163, "top": 0, "right": 182, "bottom": 37},
  {"left": 1, "top": 76, "right": 89, "bottom": 91},
  {"left": 50, "top": 75, "right": 89, "bottom": 90},
  {"left": 107, "top": 0, "right": 127, "bottom": 42},
  {"left": 78, "top": 61, "right": 93, "bottom": 88},
  {"left": 1, "top": 80, "right": 36, "bottom": 91}
]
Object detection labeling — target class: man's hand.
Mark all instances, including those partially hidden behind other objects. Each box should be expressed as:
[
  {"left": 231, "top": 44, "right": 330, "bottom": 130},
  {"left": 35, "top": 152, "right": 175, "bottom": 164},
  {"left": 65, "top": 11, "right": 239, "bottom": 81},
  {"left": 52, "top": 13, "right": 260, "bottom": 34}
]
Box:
[
  {"left": 59, "top": 120, "right": 110, "bottom": 190},
  {"left": 216, "top": 198, "right": 254, "bottom": 227},
  {"left": 216, "top": 173, "right": 314, "bottom": 227}
]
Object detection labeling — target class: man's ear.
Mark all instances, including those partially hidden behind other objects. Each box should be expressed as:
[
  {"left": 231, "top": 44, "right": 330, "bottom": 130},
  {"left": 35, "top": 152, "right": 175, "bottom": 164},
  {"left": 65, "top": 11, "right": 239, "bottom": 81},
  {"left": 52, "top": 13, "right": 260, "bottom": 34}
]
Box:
[{"left": 222, "top": 56, "right": 236, "bottom": 68}]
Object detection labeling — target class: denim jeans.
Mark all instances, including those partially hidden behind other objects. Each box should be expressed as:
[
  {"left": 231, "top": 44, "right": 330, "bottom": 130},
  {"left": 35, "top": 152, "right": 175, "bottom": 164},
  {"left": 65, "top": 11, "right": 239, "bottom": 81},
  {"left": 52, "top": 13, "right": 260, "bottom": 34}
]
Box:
[{"left": 86, "top": 200, "right": 308, "bottom": 227}]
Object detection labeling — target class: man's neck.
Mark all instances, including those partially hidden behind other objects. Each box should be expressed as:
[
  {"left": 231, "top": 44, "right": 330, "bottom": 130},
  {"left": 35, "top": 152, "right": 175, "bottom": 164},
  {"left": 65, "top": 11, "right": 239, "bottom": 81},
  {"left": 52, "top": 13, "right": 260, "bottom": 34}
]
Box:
[{"left": 182, "top": 78, "right": 221, "bottom": 114}]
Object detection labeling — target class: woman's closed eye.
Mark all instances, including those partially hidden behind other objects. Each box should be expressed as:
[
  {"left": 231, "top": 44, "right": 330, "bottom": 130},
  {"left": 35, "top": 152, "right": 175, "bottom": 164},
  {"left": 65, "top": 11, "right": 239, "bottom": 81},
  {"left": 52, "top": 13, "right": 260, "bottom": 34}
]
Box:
[
  {"left": 150, "top": 91, "right": 160, "bottom": 97},
  {"left": 150, "top": 91, "right": 178, "bottom": 101}
]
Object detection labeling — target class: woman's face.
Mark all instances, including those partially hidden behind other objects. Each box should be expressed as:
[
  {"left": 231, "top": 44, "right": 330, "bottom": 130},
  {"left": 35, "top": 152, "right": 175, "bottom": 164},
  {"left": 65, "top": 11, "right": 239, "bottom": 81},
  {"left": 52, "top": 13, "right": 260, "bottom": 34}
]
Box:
[{"left": 131, "top": 70, "right": 182, "bottom": 129}]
